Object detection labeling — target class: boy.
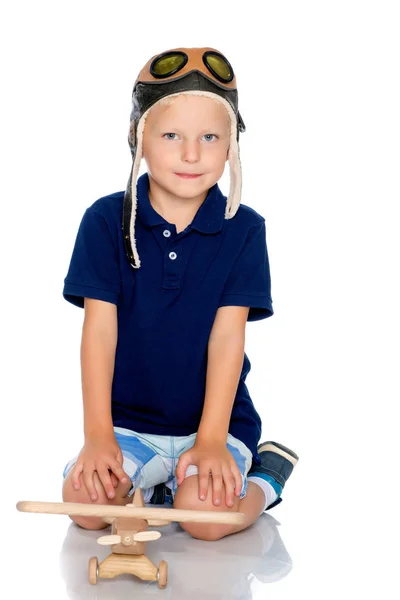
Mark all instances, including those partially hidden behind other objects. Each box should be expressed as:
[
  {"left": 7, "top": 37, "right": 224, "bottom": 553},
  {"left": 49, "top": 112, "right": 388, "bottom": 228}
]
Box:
[{"left": 62, "top": 47, "right": 298, "bottom": 541}]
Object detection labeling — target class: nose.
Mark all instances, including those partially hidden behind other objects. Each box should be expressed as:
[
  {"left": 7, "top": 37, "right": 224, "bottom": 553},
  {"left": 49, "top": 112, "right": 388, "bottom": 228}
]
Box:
[{"left": 181, "top": 140, "right": 200, "bottom": 163}]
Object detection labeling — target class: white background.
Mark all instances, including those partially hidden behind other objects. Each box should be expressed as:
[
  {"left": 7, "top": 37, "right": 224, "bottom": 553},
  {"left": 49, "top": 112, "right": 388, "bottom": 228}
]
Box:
[{"left": 1, "top": 1, "right": 399, "bottom": 598}]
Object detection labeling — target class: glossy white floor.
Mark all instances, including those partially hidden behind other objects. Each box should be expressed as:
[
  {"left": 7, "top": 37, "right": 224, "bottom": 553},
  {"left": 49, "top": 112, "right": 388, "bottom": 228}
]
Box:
[{"left": 10, "top": 498, "right": 298, "bottom": 599}]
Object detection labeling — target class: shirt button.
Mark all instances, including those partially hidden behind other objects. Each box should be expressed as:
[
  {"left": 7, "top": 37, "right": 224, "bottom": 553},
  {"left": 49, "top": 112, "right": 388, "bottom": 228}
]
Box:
[
  {"left": 169, "top": 252, "right": 177, "bottom": 260},
  {"left": 163, "top": 229, "right": 171, "bottom": 237}
]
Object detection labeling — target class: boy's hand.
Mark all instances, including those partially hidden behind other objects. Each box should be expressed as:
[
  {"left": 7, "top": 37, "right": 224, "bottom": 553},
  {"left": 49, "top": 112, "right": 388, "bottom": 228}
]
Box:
[
  {"left": 175, "top": 441, "right": 242, "bottom": 507},
  {"left": 70, "top": 436, "right": 130, "bottom": 502}
]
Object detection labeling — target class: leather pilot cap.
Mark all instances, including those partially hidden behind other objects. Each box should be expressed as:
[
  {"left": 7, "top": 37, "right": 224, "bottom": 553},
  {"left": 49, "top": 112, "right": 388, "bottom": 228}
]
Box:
[{"left": 123, "top": 47, "right": 246, "bottom": 268}]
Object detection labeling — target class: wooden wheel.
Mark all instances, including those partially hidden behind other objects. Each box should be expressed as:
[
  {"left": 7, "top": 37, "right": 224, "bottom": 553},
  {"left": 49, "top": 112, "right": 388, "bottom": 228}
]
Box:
[
  {"left": 157, "top": 560, "right": 168, "bottom": 588},
  {"left": 88, "top": 556, "right": 98, "bottom": 584}
]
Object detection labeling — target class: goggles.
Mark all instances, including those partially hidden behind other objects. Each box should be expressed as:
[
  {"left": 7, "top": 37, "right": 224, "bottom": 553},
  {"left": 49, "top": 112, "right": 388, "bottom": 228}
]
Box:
[
  {"left": 151, "top": 49, "right": 234, "bottom": 84},
  {"left": 136, "top": 47, "right": 238, "bottom": 89},
  {"left": 134, "top": 47, "right": 245, "bottom": 131}
]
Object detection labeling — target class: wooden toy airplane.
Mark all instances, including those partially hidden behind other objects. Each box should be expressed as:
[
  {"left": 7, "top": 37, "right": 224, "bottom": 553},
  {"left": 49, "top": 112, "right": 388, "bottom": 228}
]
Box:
[{"left": 16, "top": 488, "right": 245, "bottom": 589}]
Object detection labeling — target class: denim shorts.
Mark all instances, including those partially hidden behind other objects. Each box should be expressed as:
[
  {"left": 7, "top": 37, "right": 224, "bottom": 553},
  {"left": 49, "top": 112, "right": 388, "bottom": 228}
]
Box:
[{"left": 63, "top": 427, "right": 253, "bottom": 500}]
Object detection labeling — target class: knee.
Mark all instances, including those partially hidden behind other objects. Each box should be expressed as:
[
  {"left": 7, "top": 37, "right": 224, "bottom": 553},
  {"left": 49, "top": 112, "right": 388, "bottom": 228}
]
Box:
[
  {"left": 173, "top": 475, "right": 239, "bottom": 541},
  {"left": 62, "top": 471, "right": 130, "bottom": 530},
  {"left": 181, "top": 521, "right": 228, "bottom": 541}
]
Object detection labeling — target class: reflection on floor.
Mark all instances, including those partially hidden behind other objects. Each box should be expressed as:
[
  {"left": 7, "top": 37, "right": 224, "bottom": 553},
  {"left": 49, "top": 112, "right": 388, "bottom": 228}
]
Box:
[{"left": 59, "top": 504, "right": 292, "bottom": 599}]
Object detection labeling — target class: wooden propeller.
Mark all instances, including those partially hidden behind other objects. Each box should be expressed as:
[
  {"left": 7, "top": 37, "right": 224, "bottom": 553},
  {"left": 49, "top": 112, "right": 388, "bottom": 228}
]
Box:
[
  {"left": 97, "top": 531, "right": 162, "bottom": 545},
  {"left": 16, "top": 501, "right": 245, "bottom": 525}
]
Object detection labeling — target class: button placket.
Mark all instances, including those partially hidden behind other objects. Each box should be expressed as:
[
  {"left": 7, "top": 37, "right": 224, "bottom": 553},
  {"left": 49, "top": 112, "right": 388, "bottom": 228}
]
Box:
[{"left": 163, "top": 242, "right": 181, "bottom": 289}]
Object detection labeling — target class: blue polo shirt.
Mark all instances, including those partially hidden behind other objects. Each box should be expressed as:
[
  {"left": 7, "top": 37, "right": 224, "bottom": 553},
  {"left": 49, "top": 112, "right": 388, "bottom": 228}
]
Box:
[{"left": 63, "top": 172, "right": 273, "bottom": 462}]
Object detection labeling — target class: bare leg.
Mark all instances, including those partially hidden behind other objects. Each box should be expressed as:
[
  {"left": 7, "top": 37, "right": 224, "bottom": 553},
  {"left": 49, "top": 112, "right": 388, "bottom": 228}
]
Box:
[
  {"left": 227, "top": 481, "right": 266, "bottom": 533},
  {"left": 173, "top": 476, "right": 266, "bottom": 541},
  {"left": 62, "top": 471, "right": 133, "bottom": 530}
]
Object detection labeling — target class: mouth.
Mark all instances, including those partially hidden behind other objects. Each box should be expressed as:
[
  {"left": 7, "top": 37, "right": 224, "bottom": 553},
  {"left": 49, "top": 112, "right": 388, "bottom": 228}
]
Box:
[{"left": 175, "top": 173, "right": 203, "bottom": 179}]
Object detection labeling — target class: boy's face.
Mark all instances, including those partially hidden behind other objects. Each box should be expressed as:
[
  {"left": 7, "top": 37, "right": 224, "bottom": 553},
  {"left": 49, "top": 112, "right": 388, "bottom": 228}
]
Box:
[{"left": 142, "top": 94, "right": 230, "bottom": 200}]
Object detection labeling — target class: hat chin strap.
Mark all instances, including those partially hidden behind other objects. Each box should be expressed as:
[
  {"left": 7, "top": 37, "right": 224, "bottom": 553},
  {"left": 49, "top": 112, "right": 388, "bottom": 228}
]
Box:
[{"left": 129, "top": 91, "right": 242, "bottom": 269}]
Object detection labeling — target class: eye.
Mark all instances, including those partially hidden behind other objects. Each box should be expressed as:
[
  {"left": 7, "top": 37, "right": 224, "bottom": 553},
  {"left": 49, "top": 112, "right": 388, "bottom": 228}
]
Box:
[
  {"left": 203, "top": 134, "right": 218, "bottom": 142},
  {"left": 163, "top": 133, "right": 178, "bottom": 140}
]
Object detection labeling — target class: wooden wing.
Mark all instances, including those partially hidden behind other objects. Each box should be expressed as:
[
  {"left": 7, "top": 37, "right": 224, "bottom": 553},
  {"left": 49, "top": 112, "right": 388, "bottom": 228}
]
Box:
[{"left": 16, "top": 500, "right": 245, "bottom": 525}]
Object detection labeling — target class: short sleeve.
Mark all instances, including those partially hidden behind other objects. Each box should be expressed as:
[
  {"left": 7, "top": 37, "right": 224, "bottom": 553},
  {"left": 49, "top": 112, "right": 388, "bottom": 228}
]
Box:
[
  {"left": 218, "top": 221, "right": 273, "bottom": 321},
  {"left": 63, "top": 208, "right": 121, "bottom": 308}
]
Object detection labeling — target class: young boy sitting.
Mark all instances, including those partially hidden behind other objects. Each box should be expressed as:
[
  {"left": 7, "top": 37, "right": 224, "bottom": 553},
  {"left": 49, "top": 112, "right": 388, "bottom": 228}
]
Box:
[{"left": 61, "top": 47, "right": 298, "bottom": 541}]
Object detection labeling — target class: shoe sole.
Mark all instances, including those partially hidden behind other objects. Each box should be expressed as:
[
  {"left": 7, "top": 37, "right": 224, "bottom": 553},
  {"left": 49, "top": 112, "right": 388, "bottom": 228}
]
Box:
[{"left": 257, "top": 442, "right": 299, "bottom": 467}]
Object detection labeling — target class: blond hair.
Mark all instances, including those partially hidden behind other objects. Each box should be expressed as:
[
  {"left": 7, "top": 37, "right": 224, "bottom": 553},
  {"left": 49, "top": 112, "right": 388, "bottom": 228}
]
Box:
[{"left": 151, "top": 94, "right": 230, "bottom": 126}]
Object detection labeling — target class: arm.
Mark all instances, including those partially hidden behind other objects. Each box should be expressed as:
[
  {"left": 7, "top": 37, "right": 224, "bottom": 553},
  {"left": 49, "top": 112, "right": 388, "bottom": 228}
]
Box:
[
  {"left": 81, "top": 298, "right": 118, "bottom": 441},
  {"left": 175, "top": 305, "right": 249, "bottom": 505},
  {"left": 196, "top": 305, "right": 250, "bottom": 445},
  {"left": 70, "top": 298, "right": 129, "bottom": 501}
]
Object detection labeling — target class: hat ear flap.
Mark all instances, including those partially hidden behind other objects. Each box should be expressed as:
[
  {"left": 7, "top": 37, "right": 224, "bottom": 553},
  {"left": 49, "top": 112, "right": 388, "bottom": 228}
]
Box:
[
  {"left": 225, "top": 134, "right": 242, "bottom": 219},
  {"left": 224, "top": 100, "right": 242, "bottom": 219},
  {"left": 128, "top": 120, "right": 136, "bottom": 154},
  {"left": 124, "top": 109, "right": 151, "bottom": 269}
]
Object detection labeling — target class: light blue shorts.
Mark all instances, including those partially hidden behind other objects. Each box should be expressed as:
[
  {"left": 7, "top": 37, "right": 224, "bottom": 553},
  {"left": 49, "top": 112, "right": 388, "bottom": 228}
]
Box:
[{"left": 63, "top": 427, "right": 253, "bottom": 500}]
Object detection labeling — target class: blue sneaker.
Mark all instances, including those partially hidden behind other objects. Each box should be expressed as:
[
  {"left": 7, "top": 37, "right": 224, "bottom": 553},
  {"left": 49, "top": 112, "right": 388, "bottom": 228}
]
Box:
[{"left": 248, "top": 441, "right": 299, "bottom": 510}]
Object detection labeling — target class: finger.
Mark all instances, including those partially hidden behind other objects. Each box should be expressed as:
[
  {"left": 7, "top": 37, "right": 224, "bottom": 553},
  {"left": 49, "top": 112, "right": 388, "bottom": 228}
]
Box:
[
  {"left": 211, "top": 470, "right": 223, "bottom": 506},
  {"left": 83, "top": 468, "right": 98, "bottom": 502},
  {"left": 175, "top": 460, "right": 181, "bottom": 485},
  {"left": 110, "top": 461, "right": 129, "bottom": 485},
  {"left": 233, "top": 465, "right": 243, "bottom": 497},
  {"left": 222, "top": 468, "right": 237, "bottom": 507},
  {"left": 109, "top": 471, "right": 119, "bottom": 487},
  {"left": 176, "top": 454, "right": 190, "bottom": 486},
  {"left": 198, "top": 468, "right": 210, "bottom": 501},
  {"left": 70, "top": 462, "right": 83, "bottom": 491},
  {"left": 97, "top": 466, "right": 115, "bottom": 499}
]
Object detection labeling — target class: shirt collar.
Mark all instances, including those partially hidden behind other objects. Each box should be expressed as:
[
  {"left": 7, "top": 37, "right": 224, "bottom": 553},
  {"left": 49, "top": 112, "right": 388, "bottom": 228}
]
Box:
[{"left": 136, "top": 172, "right": 226, "bottom": 235}]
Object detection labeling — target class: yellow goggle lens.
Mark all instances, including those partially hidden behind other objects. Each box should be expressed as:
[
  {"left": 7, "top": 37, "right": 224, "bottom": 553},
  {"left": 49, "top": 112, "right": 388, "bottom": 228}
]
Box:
[
  {"left": 205, "top": 54, "right": 232, "bottom": 81},
  {"left": 152, "top": 54, "right": 186, "bottom": 76}
]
